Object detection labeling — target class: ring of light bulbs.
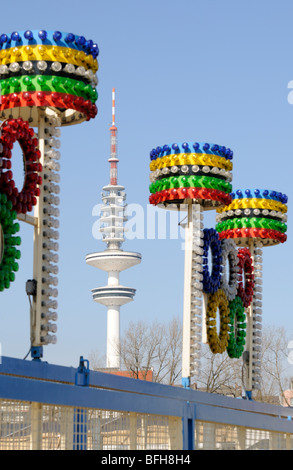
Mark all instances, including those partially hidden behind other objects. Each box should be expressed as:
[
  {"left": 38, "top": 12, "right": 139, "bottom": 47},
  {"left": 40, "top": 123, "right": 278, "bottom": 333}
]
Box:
[{"left": 0, "top": 117, "right": 42, "bottom": 214}]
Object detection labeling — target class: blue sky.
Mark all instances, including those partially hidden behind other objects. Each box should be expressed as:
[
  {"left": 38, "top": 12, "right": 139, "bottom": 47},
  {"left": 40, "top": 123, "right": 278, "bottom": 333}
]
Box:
[{"left": 0, "top": 0, "right": 293, "bottom": 367}]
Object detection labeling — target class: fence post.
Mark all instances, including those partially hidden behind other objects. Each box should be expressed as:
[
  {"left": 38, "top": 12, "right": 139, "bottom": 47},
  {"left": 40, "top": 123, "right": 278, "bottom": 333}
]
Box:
[
  {"left": 182, "top": 402, "right": 195, "bottom": 450},
  {"left": 30, "top": 402, "right": 42, "bottom": 450}
]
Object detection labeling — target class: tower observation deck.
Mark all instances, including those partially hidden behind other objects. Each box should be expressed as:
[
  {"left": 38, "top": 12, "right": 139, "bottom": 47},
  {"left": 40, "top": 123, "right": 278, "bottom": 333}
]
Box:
[{"left": 86, "top": 88, "right": 141, "bottom": 369}]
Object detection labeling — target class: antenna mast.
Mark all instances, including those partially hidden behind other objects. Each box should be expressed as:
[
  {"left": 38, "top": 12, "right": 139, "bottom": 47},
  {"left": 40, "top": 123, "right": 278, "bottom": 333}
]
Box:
[{"left": 109, "top": 88, "right": 118, "bottom": 185}]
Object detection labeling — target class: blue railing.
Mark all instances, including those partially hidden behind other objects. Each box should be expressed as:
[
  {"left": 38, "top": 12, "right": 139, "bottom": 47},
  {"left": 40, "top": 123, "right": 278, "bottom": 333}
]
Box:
[{"left": 0, "top": 355, "right": 293, "bottom": 450}]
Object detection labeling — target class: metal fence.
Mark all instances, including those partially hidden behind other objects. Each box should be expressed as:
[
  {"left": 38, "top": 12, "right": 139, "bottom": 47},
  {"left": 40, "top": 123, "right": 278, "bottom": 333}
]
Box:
[{"left": 0, "top": 355, "right": 293, "bottom": 450}]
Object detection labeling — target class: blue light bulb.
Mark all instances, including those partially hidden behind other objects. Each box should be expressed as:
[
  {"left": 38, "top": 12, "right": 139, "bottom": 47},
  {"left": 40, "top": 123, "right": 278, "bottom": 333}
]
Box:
[
  {"left": 245, "top": 189, "right": 251, "bottom": 196},
  {"left": 211, "top": 144, "right": 219, "bottom": 152},
  {"left": 156, "top": 146, "right": 162, "bottom": 155},
  {"left": 85, "top": 39, "right": 93, "bottom": 49},
  {"left": 0, "top": 34, "right": 8, "bottom": 43},
  {"left": 163, "top": 145, "right": 170, "bottom": 152},
  {"left": 11, "top": 31, "right": 21, "bottom": 42},
  {"left": 91, "top": 43, "right": 99, "bottom": 57},
  {"left": 182, "top": 142, "right": 189, "bottom": 150},
  {"left": 172, "top": 143, "right": 179, "bottom": 151},
  {"left": 77, "top": 36, "right": 86, "bottom": 46},
  {"left": 53, "top": 31, "right": 62, "bottom": 41},
  {"left": 24, "top": 30, "right": 34, "bottom": 40},
  {"left": 236, "top": 190, "right": 243, "bottom": 197},
  {"left": 263, "top": 190, "right": 269, "bottom": 196},
  {"left": 65, "top": 33, "right": 75, "bottom": 43},
  {"left": 203, "top": 143, "right": 210, "bottom": 151},
  {"left": 38, "top": 30, "right": 47, "bottom": 41},
  {"left": 254, "top": 189, "right": 260, "bottom": 196}
]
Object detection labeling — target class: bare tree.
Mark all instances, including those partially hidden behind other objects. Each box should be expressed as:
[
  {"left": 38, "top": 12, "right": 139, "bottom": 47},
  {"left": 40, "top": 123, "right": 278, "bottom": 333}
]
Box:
[
  {"left": 196, "top": 345, "right": 243, "bottom": 397},
  {"left": 255, "top": 325, "right": 292, "bottom": 404},
  {"left": 119, "top": 316, "right": 182, "bottom": 385}
]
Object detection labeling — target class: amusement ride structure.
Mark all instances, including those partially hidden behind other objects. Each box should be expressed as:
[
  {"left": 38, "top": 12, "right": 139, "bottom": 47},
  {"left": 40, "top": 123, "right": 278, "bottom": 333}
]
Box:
[
  {"left": 86, "top": 88, "right": 141, "bottom": 369},
  {"left": 0, "top": 28, "right": 289, "bottom": 401},
  {"left": 0, "top": 29, "right": 99, "bottom": 359},
  {"left": 148, "top": 142, "right": 288, "bottom": 394}
]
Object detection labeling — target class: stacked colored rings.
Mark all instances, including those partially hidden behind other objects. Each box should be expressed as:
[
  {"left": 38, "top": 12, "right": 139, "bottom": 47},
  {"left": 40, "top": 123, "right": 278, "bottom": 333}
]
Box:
[
  {"left": 202, "top": 230, "right": 254, "bottom": 356},
  {"left": 149, "top": 142, "right": 233, "bottom": 208},
  {"left": 0, "top": 193, "right": 21, "bottom": 291},
  {"left": 216, "top": 188, "right": 288, "bottom": 246},
  {"left": 0, "top": 117, "right": 42, "bottom": 214},
  {"left": 0, "top": 30, "right": 99, "bottom": 126}
]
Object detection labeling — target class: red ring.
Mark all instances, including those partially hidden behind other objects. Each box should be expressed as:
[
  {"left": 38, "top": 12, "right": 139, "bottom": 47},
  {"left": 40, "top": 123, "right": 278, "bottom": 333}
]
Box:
[
  {"left": 237, "top": 247, "right": 254, "bottom": 308},
  {"left": 149, "top": 187, "right": 232, "bottom": 206},
  {"left": 218, "top": 227, "right": 287, "bottom": 244},
  {"left": 0, "top": 91, "right": 98, "bottom": 121},
  {"left": 0, "top": 118, "right": 42, "bottom": 214}
]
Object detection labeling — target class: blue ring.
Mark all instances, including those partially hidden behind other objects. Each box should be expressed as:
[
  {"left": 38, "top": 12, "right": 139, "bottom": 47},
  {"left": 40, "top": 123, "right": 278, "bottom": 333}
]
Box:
[
  {"left": 202, "top": 228, "right": 222, "bottom": 294},
  {"left": 149, "top": 141, "right": 233, "bottom": 161},
  {"left": 0, "top": 30, "right": 99, "bottom": 58},
  {"left": 231, "top": 188, "right": 288, "bottom": 204}
]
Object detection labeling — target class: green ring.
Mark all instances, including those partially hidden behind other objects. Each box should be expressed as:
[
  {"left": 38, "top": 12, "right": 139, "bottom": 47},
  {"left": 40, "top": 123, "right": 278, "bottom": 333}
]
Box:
[
  {"left": 149, "top": 175, "right": 232, "bottom": 194},
  {"left": 227, "top": 296, "right": 246, "bottom": 359},
  {"left": 0, "top": 193, "right": 21, "bottom": 292},
  {"left": 0, "top": 75, "right": 98, "bottom": 103},
  {"left": 216, "top": 217, "right": 287, "bottom": 234}
]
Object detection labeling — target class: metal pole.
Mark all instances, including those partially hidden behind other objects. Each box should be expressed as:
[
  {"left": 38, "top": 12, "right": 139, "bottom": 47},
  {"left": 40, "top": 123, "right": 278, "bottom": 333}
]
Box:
[
  {"left": 31, "top": 111, "right": 46, "bottom": 357},
  {"left": 182, "top": 202, "right": 193, "bottom": 387}
]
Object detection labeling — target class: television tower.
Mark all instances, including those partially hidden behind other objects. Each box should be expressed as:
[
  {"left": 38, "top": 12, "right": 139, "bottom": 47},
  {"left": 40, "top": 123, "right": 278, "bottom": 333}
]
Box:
[{"left": 86, "top": 88, "right": 142, "bottom": 369}]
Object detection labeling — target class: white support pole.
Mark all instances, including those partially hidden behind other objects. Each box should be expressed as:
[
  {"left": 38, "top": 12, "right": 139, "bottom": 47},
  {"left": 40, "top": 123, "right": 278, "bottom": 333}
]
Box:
[
  {"left": 31, "top": 111, "right": 45, "bottom": 349},
  {"left": 182, "top": 202, "right": 193, "bottom": 386},
  {"left": 182, "top": 202, "right": 203, "bottom": 387}
]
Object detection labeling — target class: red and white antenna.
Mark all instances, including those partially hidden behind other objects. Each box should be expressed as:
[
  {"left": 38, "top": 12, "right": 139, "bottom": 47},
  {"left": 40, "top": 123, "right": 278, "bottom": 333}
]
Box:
[{"left": 109, "top": 87, "right": 119, "bottom": 185}]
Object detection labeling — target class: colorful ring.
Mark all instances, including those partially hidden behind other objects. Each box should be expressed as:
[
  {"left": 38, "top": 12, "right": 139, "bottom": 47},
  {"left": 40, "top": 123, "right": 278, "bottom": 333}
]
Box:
[
  {"left": 0, "top": 91, "right": 98, "bottom": 121},
  {"left": 237, "top": 248, "right": 254, "bottom": 308},
  {"left": 0, "top": 117, "right": 42, "bottom": 213},
  {"left": 216, "top": 217, "right": 287, "bottom": 234},
  {"left": 149, "top": 187, "right": 233, "bottom": 207},
  {"left": 0, "top": 192, "right": 21, "bottom": 291},
  {"left": 0, "top": 45, "right": 98, "bottom": 72},
  {"left": 217, "top": 227, "right": 287, "bottom": 244},
  {"left": 0, "top": 61, "right": 98, "bottom": 85},
  {"left": 149, "top": 142, "right": 233, "bottom": 161},
  {"left": 0, "top": 75, "right": 98, "bottom": 103},
  {"left": 217, "top": 198, "right": 287, "bottom": 214},
  {"left": 220, "top": 239, "right": 238, "bottom": 301},
  {"left": 149, "top": 175, "right": 232, "bottom": 195},
  {"left": 0, "top": 30, "right": 99, "bottom": 58},
  {"left": 202, "top": 228, "right": 222, "bottom": 294},
  {"left": 227, "top": 296, "right": 246, "bottom": 359},
  {"left": 232, "top": 189, "right": 287, "bottom": 204},
  {"left": 150, "top": 154, "right": 233, "bottom": 171},
  {"left": 206, "top": 289, "right": 230, "bottom": 354}
]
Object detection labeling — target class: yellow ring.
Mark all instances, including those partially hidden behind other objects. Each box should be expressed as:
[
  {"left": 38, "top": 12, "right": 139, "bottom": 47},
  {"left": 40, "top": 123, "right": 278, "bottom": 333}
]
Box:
[
  {"left": 149, "top": 153, "right": 233, "bottom": 172},
  {"left": 206, "top": 289, "right": 230, "bottom": 354},
  {"left": 217, "top": 198, "right": 287, "bottom": 214},
  {"left": 0, "top": 45, "right": 98, "bottom": 72}
]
